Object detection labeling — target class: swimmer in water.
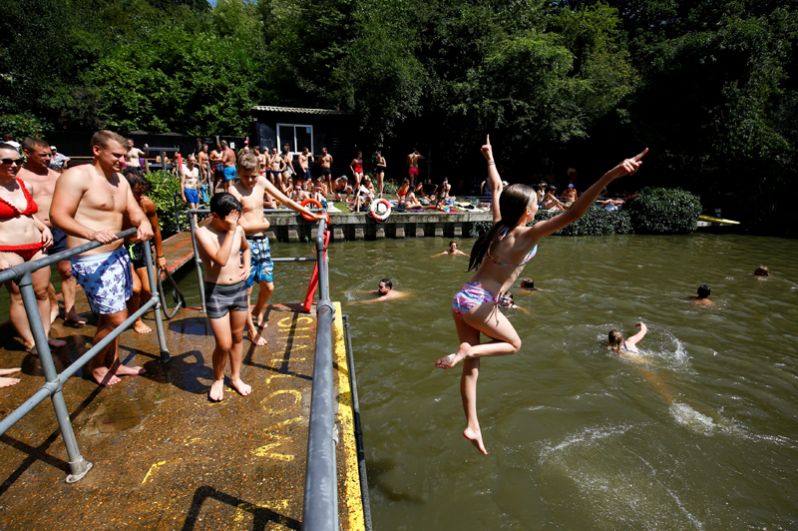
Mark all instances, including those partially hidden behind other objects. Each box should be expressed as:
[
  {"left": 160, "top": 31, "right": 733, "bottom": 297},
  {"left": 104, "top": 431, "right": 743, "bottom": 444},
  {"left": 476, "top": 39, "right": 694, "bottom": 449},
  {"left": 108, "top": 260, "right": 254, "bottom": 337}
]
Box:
[
  {"left": 352, "top": 278, "right": 411, "bottom": 304},
  {"left": 690, "top": 284, "right": 713, "bottom": 306},
  {"left": 435, "top": 134, "right": 647, "bottom": 455},
  {"left": 608, "top": 322, "right": 648, "bottom": 362},
  {"left": 754, "top": 265, "right": 769, "bottom": 279},
  {"left": 433, "top": 240, "right": 467, "bottom": 257}
]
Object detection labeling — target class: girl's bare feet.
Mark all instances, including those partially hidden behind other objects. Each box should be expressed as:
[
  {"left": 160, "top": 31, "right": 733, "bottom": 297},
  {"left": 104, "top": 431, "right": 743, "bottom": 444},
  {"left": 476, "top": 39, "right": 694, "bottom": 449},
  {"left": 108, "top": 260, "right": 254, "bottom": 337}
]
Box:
[
  {"left": 209, "top": 379, "right": 225, "bottom": 402},
  {"left": 435, "top": 342, "right": 471, "bottom": 369},
  {"left": 0, "top": 376, "right": 20, "bottom": 388},
  {"left": 113, "top": 364, "right": 145, "bottom": 376},
  {"left": 464, "top": 426, "right": 488, "bottom": 455},
  {"left": 92, "top": 367, "right": 121, "bottom": 386},
  {"left": 133, "top": 320, "right": 152, "bottom": 334},
  {"left": 230, "top": 378, "right": 252, "bottom": 397}
]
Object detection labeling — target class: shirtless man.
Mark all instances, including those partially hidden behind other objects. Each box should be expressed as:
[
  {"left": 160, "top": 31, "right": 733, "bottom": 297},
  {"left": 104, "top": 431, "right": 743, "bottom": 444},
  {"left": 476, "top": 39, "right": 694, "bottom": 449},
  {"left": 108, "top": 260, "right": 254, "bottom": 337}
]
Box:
[
  {"left": 210, "top": 142, "right": 224, "bottom": 192},
  {"left": 221, "top": 140, "right": 237, "bottom": 192},
  {"left": 229, "top": 153, "right": 322, "bottom": 345},
  {"left": 50, "top": 130, "right": 154, "bottom": 386},
  {"left": 125, "top": 139, "right": 144, "bottom": 170},
  {"left": 268, "top": 147, "right": 284, "bottom": 186},
  {"left": 298, "top": 147, "right": 313, "bottom": 182},
  {"left": 407, "top": 148, "right": 424, "bottom": 187},
  {"left": 19, "top": 138, "right": 86, "bottom": 327},
  {"left": 690, "top": 284, "right": 714, "bottom": 307},
  {"left": 197, "top": 143, "right": 210, "bottom": 187},
  {"left": 433, "top": 240, "right": 467, "bottom": 257},
  {"left": 281, "top": 144, "right": 295, "bottom": 191},
  {"left": 319, "top": 147, "right": 333, "bottom": 196}
]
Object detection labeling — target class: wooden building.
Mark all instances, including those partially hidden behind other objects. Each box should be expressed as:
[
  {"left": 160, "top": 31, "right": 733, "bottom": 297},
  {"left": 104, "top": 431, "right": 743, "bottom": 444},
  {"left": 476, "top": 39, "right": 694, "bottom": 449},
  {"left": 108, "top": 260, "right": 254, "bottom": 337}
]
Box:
[{"left": 250, "top": 105, "right": 357, "bottom": 177}]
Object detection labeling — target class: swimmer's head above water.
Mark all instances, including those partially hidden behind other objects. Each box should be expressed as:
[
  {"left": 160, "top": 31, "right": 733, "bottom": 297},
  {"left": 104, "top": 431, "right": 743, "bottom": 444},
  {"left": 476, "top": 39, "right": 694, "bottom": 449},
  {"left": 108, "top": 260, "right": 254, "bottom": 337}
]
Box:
[
  {"left": 697, "top": 284, "right": 711, "bottom": 299},
  {"left": 608, "top": 329, "right": 624, "bottom": 352},
  {"left": 754, "top": 265, "right": 769, "bottom": 277},
  {"left": 520, "top": 278, "right": 535, "bottom": 290},
  {"left": 378, "top": 278, "right": 393, "bottom": 296}
]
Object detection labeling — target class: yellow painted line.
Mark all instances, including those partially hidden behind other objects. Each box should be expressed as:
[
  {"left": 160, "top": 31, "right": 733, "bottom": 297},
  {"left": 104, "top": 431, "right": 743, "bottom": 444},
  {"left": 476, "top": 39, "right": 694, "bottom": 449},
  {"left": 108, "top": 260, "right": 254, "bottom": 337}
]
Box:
[
  {"left": 333, "top": 302, "right": 366, "bottom": 531},
  {"left": 141, "top": 460, "right": 168, "bottom": 484}
]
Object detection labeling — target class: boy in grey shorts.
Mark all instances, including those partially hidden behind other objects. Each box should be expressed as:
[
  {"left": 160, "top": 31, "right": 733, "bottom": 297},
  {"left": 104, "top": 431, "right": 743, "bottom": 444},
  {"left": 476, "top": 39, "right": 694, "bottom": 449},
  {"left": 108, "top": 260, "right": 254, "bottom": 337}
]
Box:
[{"left": 194, "top": 192, "right": 252, "bottom": 402}]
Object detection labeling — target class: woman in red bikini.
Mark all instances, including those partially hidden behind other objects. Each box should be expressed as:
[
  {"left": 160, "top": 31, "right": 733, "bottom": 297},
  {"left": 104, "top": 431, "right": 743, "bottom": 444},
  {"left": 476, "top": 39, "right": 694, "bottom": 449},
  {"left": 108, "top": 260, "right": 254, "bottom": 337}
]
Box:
[
  {"left": 435, "top": 135, "right": 648, "bottom": 455},
  {"left": 0, "top": 142, "right": 61, "bottom": 355}
]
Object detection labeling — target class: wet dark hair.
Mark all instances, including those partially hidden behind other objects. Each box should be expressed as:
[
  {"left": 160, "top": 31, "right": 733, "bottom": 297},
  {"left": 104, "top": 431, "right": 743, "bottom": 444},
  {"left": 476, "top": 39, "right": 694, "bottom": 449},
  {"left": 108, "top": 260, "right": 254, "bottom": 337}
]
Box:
[
  {"left": 520, "top": 278, "right": 535, "bottom": 290},
  {"left": 608, "top": 329, "right": 623, "bottom": 348},
  {"left": 468, "top": 184, "right": 537, "bottom": 271},
  {"left": 123, "top": 168, "right": 151, "bottom": 194},
  {"left": 379, "top": 278, "right": 392, "bottom": 289},
  {"left": 210, "top": 192, "right": 242, "bottom": 217},
  {"left": 754, "top": 265, "right": 769, "bottom": 277},
  {"left": 697, "top": 284, "right": 711, "bottom": 299}
]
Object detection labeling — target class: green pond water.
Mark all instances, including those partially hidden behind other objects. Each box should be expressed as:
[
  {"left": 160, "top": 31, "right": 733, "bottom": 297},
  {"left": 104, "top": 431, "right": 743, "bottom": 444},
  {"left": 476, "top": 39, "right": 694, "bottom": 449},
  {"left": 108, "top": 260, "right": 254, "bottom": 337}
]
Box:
[{"left": 4, "top": 233, "right": 798, "bottom": 528}]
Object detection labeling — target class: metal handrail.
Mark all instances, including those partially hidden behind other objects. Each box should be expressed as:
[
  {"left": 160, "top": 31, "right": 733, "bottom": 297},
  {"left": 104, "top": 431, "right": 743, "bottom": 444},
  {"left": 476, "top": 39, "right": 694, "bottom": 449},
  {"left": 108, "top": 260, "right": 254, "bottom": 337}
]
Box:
[
  {"left": 0, "top": 229, "right": 170, "bottom": 483},
  {"left": 303, "top": 217, "right": 338, "bottom": 531}
]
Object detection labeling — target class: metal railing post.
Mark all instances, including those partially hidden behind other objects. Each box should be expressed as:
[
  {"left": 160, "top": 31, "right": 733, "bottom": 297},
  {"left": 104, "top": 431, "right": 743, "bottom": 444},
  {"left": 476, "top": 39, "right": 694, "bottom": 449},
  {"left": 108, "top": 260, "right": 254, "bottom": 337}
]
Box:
[
  {"left": 188, "top": 209, "right": 206, "bottom": 314},
  {"left": 142, "top": 242, "right": 170, "bottom": 362},
  {"left": 303, "top": 217, "right": 338, "bottom": 531},
  {"left": 16, "top": 272, "right": 93, "bottom": 483}
]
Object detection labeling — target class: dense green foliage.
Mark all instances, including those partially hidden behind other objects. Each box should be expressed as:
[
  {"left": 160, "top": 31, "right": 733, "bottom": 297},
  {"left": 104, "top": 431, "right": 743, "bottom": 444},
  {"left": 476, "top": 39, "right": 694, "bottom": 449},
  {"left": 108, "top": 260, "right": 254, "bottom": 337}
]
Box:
[
  {"left": 627, "top": 187, "right": 702, "bottom": 234},
  {"left": 535, "top": 206, "right": 633, "bottom": 236},
  {"left": 1, "top": 0, "right": 796, "bottom": 233},
  {"left": 145, "top": 170, "right": 183, "bottom": 234}
]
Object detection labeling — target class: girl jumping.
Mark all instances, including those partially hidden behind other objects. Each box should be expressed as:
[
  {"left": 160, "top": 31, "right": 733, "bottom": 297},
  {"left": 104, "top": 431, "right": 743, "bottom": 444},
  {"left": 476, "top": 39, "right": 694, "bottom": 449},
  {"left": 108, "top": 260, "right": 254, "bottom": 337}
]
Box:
[{"left": 436, "top": 135, "right": 647, "bottom": 455}]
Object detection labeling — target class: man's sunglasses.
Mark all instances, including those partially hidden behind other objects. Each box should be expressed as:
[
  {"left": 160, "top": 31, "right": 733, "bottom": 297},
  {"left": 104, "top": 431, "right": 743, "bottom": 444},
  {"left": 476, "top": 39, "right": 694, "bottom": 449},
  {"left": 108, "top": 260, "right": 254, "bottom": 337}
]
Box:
[{"left": 1, "top": 158, "right": 22, "bottom": 165}]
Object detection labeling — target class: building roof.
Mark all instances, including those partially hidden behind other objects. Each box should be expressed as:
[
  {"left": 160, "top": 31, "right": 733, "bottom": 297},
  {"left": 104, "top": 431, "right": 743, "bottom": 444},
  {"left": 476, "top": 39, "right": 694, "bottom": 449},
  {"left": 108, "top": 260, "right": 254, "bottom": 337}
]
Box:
[{"left": 251, "top": 105, "right": 350, "bottom": 116}]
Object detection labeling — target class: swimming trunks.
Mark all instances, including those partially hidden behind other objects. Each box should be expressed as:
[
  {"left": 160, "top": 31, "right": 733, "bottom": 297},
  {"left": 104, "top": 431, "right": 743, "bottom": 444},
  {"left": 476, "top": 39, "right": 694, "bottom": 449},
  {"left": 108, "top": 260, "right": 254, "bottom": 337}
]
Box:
[
  {"left": 451, "top": 281, "right": 496, "bottom": 316},
  {"left": 71, "top": 246, "right": 132, "bottom": 315},
  {"left": 0, "top": 178, "right": 38, "bottom": 220},
  {"left": 0, "top": 241, "right": 44, "bottom": 262},
  {"left": 205, "top": 280, "right": 248, "bottom": 319},
  {"left": 47, "top": 226, "right": 68, "bottom": 255},
  {"left": 246, "top": 235, "right": 274, "bottom": 288},
  {"left": 184, "top": 188, "right": 199, "bottom": 205},
  {"left": 213, "top": 163, "right": 224, "bottom": 177},
  {"left": 321, "top": 167, "right": 331, "bottom": 176},
  {"left": 223, "top": 166, "right": 237, "bottom": 182},
  {"left": 302, "top": 168, "right": 312, "bottom": 180},
  {"left": 408, "top": 167, "right": 419, "bottom": 178},
  {"left": 375, "top": 165, "right": 386, "bottom": 173}
]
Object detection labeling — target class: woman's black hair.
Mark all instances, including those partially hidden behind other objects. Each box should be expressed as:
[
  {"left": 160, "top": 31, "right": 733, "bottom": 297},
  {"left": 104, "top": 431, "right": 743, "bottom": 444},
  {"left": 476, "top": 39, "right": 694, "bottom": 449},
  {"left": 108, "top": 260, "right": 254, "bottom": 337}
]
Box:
[
  {"left": 697, "top": 284, "right": 711, "bottom": 299},
  {"left": 123, "top": 168, "right": 151, "bottom": 195},
  {"left": 468, "top": 183, "right": 536, "bottom": 271},
  {"left": 210, "top": 192, "right": 242, "bottom": 218}
]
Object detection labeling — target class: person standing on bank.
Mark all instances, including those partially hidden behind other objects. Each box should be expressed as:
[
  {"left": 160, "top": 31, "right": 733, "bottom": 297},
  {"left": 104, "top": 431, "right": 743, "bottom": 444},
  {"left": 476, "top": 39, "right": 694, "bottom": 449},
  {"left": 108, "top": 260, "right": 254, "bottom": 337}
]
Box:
[{"left": 436, "top": 135, "right": 647, "bottom": 455}]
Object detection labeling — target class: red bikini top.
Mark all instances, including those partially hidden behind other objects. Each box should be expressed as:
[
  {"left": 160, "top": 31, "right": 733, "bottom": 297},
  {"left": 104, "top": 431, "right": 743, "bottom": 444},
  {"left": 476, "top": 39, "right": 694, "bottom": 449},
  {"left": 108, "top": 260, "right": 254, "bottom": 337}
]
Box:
[{"left": 0, "top": 178, "right": 38, "bottom": 220}]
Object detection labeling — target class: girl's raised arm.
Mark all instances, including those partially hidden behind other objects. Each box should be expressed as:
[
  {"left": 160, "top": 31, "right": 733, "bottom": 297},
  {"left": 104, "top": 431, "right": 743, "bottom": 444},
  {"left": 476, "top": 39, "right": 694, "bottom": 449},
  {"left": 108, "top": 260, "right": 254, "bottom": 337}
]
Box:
[
  {"left": 530, "top": 148, "right": 648, "bottom": 240},
  {"left": 481, "top": 135, "right": 503, "bottom": 223}
]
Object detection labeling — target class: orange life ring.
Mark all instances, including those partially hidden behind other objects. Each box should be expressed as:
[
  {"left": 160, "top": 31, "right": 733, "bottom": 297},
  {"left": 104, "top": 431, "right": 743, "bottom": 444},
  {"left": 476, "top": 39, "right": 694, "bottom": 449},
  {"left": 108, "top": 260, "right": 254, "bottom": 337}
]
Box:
[
  {"left": 369, "top": 198, "right": 392, "bottom": 222},
  {"left": 300, "top": 198, "right": 330, "bottom": 224}
]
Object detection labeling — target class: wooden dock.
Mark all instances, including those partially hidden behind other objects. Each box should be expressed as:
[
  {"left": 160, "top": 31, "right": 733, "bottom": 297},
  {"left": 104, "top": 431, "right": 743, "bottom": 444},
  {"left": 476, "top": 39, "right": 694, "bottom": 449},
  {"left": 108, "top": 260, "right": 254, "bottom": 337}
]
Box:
[{"left": 0, "top": 296, "right": 364, "bottom": 528}]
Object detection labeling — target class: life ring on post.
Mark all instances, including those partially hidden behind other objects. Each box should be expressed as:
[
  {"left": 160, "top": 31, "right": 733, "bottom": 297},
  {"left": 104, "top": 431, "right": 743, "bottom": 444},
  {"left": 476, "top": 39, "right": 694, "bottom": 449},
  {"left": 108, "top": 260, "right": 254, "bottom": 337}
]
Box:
[
  {"left": 369, "top": 198, "right": 392, "bottom": 222},
  {"left": 300, "top": 198, "right": 330, "bottom": 224}
]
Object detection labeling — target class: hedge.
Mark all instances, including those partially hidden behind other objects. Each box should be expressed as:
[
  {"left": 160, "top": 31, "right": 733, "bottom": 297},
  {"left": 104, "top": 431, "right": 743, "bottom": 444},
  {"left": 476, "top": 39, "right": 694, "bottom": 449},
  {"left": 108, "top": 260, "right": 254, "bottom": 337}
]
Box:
[
  {"left": 626, "top": 187, "right": 702, "bottom": 234},
  {"left": 470, "top": 187, "right": 700, "bottom": 237}
]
